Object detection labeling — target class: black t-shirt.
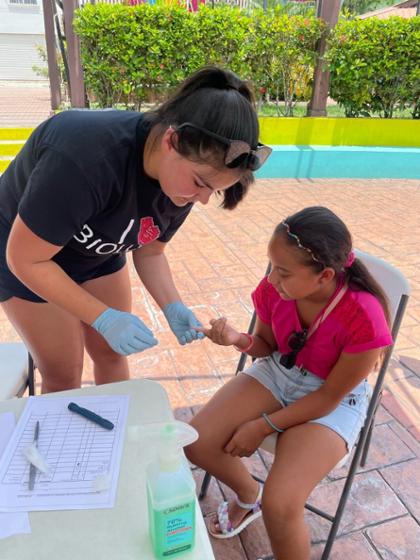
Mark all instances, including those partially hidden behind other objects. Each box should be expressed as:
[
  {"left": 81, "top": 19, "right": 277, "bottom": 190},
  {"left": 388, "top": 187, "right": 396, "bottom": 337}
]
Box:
[{"left": 0, "top": 110, "right": 192, "bottom": 279}]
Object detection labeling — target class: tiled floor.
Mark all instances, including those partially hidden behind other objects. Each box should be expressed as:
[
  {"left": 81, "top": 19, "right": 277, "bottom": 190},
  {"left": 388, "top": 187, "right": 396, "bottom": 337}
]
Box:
[
  {"left": 0, "top": 86, "right": 419, "bottom": 559},
  {"left": 0, "top": 82, "right": 52, "bottom": 127}
]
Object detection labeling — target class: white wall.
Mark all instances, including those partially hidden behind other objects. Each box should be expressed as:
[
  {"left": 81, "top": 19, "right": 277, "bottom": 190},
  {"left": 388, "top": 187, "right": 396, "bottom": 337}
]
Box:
[
  {"left": 0, "top": 0, "right": 45, "bottom": 34},
  {"left": 0, "top": 0, "right": 46, "bottom": 80}
]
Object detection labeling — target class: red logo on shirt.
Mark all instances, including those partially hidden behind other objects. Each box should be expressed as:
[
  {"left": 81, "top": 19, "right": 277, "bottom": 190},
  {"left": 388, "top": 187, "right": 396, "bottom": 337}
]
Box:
[{"left": 137, "top": 217, "right": 161, "bottom": 245}]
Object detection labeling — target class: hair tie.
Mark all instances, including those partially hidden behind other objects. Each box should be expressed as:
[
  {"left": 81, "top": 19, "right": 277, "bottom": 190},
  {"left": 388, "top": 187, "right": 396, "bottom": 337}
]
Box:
[{"left": 344, "top": 251, "right": 355, "bottom": 268}]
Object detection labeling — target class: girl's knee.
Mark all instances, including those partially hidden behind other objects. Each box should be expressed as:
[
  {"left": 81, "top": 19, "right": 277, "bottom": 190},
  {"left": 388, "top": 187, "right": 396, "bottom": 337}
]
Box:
[
  {"left": 262, "top": 487, "right": 304, "bottom": 526},
  {"left": 184, "top": 425, "right": 222, "bottom": 468},
  {"left": 184, "top": 430, "right": 211, "bottom": 464}
]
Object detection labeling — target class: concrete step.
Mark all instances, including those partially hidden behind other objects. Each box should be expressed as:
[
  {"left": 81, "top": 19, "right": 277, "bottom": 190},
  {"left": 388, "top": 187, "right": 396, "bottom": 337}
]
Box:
[
  {"left": 0, "top": 140, "right": 26, "bottom": 157},
  {"left": 0, "top": 128, "right": 33, "bottom": 173}
]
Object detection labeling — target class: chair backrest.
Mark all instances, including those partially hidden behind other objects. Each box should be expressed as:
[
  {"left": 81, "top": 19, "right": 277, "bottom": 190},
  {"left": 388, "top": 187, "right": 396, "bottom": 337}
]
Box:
[{"left": 354, "top": 250, "right": 410, "bottom": 323}]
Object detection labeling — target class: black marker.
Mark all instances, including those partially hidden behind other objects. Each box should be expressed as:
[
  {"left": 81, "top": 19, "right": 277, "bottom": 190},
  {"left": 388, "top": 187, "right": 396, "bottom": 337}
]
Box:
[{"left": 68, "top": 402, "right": 115, "bottom": 430}]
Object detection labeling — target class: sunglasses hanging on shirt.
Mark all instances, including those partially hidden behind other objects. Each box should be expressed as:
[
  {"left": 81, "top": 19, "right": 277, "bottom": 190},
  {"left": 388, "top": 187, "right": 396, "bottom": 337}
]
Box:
[
  {"left": 173, "top": 122, "right": 272, "bottom": 171},
  {"left": 280, "top": 282, "right": 349, "bottom": 370},
  {"left": 280, "top": 329, "right": 308, "bottom": 369}
]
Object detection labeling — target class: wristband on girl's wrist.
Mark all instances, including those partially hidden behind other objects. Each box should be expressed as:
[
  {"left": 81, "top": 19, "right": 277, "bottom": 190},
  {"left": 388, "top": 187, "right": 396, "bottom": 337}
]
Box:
[
  {"left": 262, "top": 412, "right": 284, "bottom": 433},
  {"left": 233, "top": 332, "right": 254, "bottom": 353}
]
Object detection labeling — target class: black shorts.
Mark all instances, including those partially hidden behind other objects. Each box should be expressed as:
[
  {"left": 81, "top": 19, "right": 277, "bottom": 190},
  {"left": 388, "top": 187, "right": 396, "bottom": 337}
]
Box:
[{"left": 0, "top": 227, "right": 127, "bottom": 303}]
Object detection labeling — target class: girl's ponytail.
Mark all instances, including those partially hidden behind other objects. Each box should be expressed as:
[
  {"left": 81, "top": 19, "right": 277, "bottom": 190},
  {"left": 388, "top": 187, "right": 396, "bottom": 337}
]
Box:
[{"left": 345, "top": 259, "right": 391, "bottom": 326}]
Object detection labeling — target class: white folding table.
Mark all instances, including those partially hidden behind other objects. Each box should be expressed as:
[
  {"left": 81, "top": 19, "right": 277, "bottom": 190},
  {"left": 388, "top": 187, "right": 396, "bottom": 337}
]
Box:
[{"left": 0, "top": 379, "right": 215, "bottom": 560}]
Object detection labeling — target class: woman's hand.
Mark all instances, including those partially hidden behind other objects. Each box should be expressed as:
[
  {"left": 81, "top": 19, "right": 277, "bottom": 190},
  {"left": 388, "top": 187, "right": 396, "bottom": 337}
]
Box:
[
  {"left": 224, "top": 418, "right": 269, "bottom": 458},
  {"left": 163, "top": 301, "right": 205, "bottom": 345},
  {"left": 91, "top": 308, "right": 158, "bottom": 356},
  {"left": 196, "top": 317, "right": 241, "bottom": 347}
]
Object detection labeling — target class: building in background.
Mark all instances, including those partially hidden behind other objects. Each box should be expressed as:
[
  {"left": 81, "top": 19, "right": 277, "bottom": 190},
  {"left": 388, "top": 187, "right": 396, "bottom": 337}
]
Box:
[
  {"left": 360, "top": 0, "right": 418, "bottom": 19},
  {"left": 0, "top": 0, "right": 46, "bottom": 81}
]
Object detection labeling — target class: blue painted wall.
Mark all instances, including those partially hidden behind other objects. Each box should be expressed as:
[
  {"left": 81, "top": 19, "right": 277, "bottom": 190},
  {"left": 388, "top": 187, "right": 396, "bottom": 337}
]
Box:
[{"left": 256, "top": 146, "right": 420, "bottom": 179}]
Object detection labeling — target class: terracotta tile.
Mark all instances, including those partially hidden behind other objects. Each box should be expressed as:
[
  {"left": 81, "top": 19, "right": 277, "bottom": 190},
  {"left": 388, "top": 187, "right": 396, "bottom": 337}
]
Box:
[
  {"left": 306, "top": 471, "right": 407, "bottom": 539},
  {"left": 399, "top": 348, "right": 420, "bottom": 376},
  {"left": 380, "top": 459, "right": 420, "bottom": 520},
  {"left": 366, "top": 516, "right": 420, "bottom": 559},
  {"left": 310, "top": 532, "right": 378, "bottom": 559},
  {"left": 408, "top": 425, "right": 420, "bottom": 442},
  {"left": 388, "top": 420, "right": 420, "bottom": 458},
  {"left": 375, "top": 404, "right": 393, "bottom": 425},
  {"left": 329, "top": 424, "right": 415, "bottom": 480},
  {"left": 381, "top": 390, "right": 418, "bottom": 429},
  {"left": 387, "top": 358, "right": 415, "bottom": 381},
  {"left": 384, "top": 376, "right": 420, "bottom": 427}
]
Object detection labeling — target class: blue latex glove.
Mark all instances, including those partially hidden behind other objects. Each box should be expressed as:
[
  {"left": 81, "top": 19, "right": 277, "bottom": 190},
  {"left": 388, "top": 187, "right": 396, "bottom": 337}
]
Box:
[
  {"left": 163, "top": 301, "right": 205, "bottom": 345},
  {"left": 91, "top": 308, "right": 158, "bottom": 356}
]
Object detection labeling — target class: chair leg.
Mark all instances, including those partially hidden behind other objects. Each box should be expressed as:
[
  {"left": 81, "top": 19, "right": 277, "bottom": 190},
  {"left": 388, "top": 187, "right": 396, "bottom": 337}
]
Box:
[
  {"left": 199, "top": 471, "right": 212, "bottom": 500},
  {"left": 360, "top": 420, "right": 374, "bottom": 467},
  {"left": 27, "top": 353, "right": 35, "bottom": 396}
]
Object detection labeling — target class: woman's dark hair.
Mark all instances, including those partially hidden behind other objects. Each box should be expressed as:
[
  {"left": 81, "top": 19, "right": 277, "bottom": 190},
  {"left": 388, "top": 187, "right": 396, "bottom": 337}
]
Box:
[
  {"left": 145, "top": 66, "right": 259, "bottom": 210},
  {"left": 274, "top": 206, "right": 391, "bottom": 326}
]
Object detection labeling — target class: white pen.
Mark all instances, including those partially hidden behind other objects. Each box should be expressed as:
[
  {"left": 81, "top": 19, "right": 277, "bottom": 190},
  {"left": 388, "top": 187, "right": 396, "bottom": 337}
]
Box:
[{"left": 28, "top": 420, "right": 40, "bottom": 491}]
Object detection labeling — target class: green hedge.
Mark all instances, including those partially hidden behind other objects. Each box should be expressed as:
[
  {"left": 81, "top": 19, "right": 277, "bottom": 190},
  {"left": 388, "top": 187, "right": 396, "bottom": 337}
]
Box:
[
  {"left": 327, "top": 17, "right": 420, "bottom": 119},
  {"left": 74, "top": 4, "right": 323, "bottom": 113},
  {"left": 74, "top": 5, "right": 419, "bottom": 119}
]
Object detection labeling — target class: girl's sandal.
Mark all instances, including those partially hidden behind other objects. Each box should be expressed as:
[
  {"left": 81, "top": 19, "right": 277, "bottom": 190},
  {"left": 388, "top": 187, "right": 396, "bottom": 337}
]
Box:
[{"left": 208, "top": 483, "right": 263, "bottom": 539}]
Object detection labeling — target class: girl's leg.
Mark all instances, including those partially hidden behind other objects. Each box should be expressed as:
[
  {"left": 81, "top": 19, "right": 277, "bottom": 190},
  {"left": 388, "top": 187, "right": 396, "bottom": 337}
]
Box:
[
  {"left": 263, "top": 423, "right": 347, "bottom": 560},
  {"left": 185, "top": 373, "right": 281, "bottom": 530},
  {"left": 1, "top": 297, "right": 84, "bottom": 393},
  {"left": 81, "top": 265, "right": 131, "bottom": 385}
]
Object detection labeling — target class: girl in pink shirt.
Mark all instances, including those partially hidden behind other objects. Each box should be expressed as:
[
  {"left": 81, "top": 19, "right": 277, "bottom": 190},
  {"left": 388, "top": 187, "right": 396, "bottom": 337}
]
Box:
[{"left": 186, "top": 206, "right": 392, "bottom": 559}]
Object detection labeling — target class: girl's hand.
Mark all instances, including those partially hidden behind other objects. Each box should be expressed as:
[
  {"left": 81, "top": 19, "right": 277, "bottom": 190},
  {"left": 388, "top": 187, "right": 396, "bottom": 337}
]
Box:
[
  {"left": 195, "top": 317, "right": 241, "bottom": 347},
  {"left": 224, "top": 419, "right": 268, "bottom": 458}
]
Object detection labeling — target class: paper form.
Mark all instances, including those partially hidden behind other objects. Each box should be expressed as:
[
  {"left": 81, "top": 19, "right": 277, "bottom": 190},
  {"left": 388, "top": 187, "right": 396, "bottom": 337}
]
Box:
[
  {"left": 0, "top": 413, "right": 31, "bottom": 538},
  {"left": 0, "top": 395, "right": 129, "bottom": 512}
]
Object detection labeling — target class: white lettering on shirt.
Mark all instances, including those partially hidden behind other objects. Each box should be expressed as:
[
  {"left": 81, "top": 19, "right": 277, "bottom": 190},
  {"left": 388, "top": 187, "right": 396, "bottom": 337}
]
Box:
[
  {"left": 72, "top": 219, "right": 157, "bottom": 255},
  {"left": 118, "top": 219, "right": 135, "bottom": 243}
]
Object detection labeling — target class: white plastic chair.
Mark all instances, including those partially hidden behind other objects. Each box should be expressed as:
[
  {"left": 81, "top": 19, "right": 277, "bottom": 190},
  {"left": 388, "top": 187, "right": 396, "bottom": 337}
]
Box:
[
  {"left": 199, "top": 250, "right": 410, "bottom": 560},
  {"left": 0, "top": 342, "right": 35, "bottom": 400}
]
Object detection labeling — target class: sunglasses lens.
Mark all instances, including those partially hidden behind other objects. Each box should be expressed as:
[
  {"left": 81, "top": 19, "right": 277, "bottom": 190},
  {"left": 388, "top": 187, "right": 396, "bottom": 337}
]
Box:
[
  {"left": 256, "top": 146, "right": 273, "bottom": 166},
  {"left": 280, "top": 352, "right": 296, "bottom": 369},
  {"left": 225, "top": 140, "right": 253, "bottom": 166}
]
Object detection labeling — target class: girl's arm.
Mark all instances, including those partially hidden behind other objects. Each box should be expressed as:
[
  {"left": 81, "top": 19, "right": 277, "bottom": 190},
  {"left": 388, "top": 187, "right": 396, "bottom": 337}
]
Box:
[
  {"left": 132, "top": 240, "right": 181, "bottom": 308},
  {"left": 6, "top": 215, "right": 107, "bottom": 323},
  {"left": 255, "top": 348, "right": 382, "bottom": 437}
]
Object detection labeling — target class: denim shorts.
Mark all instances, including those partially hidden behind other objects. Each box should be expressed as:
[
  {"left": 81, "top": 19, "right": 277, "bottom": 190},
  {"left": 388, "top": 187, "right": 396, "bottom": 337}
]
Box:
[{"left": 243, "top": 352, "right": 371, "bottom": 451}]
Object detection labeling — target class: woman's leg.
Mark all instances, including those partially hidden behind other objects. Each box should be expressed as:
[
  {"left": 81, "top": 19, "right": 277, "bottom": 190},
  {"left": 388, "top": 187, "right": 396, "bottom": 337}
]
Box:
[
  {"left": 262, "top": 423, "right": 347, "bottom": 560},
  {"left": 81, "top": 265, "right": 131, "bottom": 385},
  {"left": 186, "top": 373, "right": 281, "bottom": 530},
  {"left": 1, "top": 297, "right": 84, "bottom": 393}
]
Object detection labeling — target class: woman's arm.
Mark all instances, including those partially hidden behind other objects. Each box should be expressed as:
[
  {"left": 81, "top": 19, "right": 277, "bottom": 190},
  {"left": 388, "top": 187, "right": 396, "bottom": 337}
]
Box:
[
  {"left": 255, "top": 348, "right": 382, "bottom": 437},
  {"left": 133, "top": 241, "right": 205, "bottom": 345},
  {"left": 132, "top": 240, "right": 180, "bottom": 308},
  {"left": 6, "top": 215, "right": 107, "bottom": 323}
]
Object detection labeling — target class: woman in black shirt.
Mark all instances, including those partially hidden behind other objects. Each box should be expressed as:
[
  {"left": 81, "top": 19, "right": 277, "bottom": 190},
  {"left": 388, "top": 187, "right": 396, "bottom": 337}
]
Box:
[{"left": 0, "top": 66, "right": 271, "bottom": 393}]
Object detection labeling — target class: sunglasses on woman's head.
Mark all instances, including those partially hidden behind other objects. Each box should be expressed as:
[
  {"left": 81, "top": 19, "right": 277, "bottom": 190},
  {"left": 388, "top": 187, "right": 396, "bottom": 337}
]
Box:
[
  {"left": 280, "top": 329, "right": 308, "bottom": 369},
  {"left": 173, "top": 122, "right": 272, "bottom": 171}
]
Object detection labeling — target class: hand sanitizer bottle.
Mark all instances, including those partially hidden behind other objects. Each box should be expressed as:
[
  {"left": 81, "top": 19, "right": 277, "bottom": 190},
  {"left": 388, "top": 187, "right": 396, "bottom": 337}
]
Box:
[{"left": 146, "top": 421, "right": 199, "bottom": 559}]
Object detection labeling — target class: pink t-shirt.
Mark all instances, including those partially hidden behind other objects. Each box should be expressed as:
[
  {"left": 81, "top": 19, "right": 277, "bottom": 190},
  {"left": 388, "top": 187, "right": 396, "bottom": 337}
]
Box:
[{"left": 251, "top": 276, "right": 393, "bottom": 380}]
